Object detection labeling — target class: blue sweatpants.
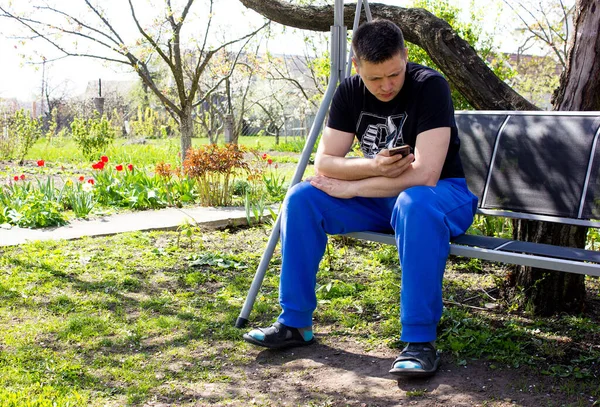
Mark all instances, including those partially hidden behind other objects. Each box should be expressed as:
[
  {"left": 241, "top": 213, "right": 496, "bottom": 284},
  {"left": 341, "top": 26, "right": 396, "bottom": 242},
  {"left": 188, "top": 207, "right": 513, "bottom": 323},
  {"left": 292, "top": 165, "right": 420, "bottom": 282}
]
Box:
[{"left": 277, "top": 178, "right": 478, "bottom": 343}]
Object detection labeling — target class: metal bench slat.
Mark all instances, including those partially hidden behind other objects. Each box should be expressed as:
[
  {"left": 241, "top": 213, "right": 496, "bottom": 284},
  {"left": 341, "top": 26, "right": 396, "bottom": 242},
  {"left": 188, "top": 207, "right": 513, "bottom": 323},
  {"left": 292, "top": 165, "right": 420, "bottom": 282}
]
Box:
[
  {"left": 449, "top": 245, "right": 600, "bottom": 277},
  {"left": 343, "top": 231, "right": 600, "bottom": 277},
  {"left": 451, "top": 234, "right": 512, "bottom": 250},
  {"left": 499, "top": 240, "right": 600, "bottom": 263}
]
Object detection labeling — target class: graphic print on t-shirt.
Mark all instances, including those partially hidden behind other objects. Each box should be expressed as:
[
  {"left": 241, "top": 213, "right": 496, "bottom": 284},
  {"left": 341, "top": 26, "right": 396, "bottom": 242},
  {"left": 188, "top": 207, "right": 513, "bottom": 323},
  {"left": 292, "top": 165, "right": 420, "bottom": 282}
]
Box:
[{"left": 356, "top": 112, "right": 408, "bottom": 158}]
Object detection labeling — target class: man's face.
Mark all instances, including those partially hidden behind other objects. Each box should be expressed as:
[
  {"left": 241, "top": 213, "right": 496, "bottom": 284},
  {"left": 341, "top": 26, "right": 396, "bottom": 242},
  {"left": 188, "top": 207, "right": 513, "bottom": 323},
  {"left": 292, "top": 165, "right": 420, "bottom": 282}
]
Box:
[{"left": 354, "top": 50, "right": 408, "bottom": 102}]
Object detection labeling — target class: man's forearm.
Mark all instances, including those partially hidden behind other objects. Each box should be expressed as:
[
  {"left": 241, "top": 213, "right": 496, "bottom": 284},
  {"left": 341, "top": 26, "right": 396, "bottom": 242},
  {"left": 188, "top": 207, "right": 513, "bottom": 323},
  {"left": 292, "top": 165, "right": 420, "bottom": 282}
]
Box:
[
  {"left": 347, "top": 166, "right": 437, "bottom": 198},
  {"left": 314, "top": 154, "right": 377, "bottom": 180}
]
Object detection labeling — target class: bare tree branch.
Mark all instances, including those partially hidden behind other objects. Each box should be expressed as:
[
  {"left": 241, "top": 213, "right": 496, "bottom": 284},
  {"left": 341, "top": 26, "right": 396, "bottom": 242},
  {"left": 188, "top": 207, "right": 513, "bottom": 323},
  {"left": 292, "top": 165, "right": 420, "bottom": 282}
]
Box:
[
  {"left": 189, "top": 21, "right": 269, "bottom": 106},
  {"left": 35, "top": 5, "right": 119, "bottom": 47},
  {"left": 197, "top": 0, "right": 214, "bottom": 60},
  {"left": 0, "top": 7, "right": 130, "bottom": 65},
  {"left": 127, "top": 0, "right": 176, "bottom": 72},
  {"left": 83, "top": 0, "right": 127, "bottom": 48}
]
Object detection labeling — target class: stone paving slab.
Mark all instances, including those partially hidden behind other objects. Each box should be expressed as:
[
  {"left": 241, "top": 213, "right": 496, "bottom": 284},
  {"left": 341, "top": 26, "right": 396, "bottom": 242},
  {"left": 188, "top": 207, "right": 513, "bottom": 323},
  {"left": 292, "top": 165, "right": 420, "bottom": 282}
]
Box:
[{"left": 0, "top": 206, "right": 250, "bottom": 247}]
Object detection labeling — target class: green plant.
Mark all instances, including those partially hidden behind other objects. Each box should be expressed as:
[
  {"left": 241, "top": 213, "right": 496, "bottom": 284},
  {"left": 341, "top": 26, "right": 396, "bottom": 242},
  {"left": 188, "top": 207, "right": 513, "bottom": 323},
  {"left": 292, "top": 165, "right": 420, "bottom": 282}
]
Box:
[
  {"left": 35, "top": 176, "right": 61, "bottom": 204},
  {"left": 0, "top": 177, "right": 68, "bottom": 228},
  {"left": 71, "top": 114, "right": 117, "bottom": 160},
  {"left": 64, "top": 180, "right": 96, "bottom": 219},
  {"left": 261, "top": 157, "right": 287, "bottom": 202},
  {"left": 176, "top": 218, "right": 201, "bottom": 248},
  {"left": 468, "top": 214, "right": 512, "bottom": 238},
  {"left": 270, "top": 137, "right": 309, "bottom": 153},
  {"left": 154, "top": 162, "right": 198, "bottom": 206},
  {"left": 46, "top": 108, "right": 59, "bottom": 141},
  {"left": 244, "top": 189, "right": 267, "bottom": 226},
  {"left": 129, "top": 106, "right": 165, "bottom": 139},
  {"left": 232, "top": 179, "right": 251, "bottom": 196},
  {"left": 2, "top": 109, "right": 44, "bottom": 163},
  {"left": 182, "top": 144, "right": 250, "bottom": 206},
  {"left": 92, "top": 163, "right": 167, "bottom": 210}
]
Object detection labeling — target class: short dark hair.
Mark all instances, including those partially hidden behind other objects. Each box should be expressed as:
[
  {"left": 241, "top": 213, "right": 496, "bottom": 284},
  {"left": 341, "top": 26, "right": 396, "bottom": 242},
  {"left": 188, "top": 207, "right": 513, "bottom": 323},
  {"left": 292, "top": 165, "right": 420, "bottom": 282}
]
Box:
[{"left": 352, "top": 19, "right": 405, "bottom": 64}]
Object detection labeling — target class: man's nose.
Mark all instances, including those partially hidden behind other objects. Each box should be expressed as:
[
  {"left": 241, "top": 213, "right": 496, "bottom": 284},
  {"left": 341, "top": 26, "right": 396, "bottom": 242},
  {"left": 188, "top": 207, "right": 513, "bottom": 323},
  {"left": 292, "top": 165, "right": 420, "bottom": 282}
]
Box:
[{"left": 381, "top": 78, "right": 393, "bottom": 91}]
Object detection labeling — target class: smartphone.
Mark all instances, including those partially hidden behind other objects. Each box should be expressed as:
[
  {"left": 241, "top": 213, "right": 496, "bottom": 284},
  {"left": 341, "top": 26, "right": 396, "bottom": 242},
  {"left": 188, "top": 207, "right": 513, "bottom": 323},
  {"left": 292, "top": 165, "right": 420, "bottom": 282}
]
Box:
[{"left": 388, "top": 144, "right": 412, "bottom": 156}]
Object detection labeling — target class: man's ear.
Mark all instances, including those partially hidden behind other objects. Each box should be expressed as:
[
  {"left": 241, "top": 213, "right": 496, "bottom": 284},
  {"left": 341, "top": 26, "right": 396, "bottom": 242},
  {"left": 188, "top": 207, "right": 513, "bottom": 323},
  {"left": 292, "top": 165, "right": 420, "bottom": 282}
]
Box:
[
  {"left": 352, "top": 56, "right": 360, "bottom": 73},
  {"left": 402, "top": 48, "right": 409, "bottom": 61}
]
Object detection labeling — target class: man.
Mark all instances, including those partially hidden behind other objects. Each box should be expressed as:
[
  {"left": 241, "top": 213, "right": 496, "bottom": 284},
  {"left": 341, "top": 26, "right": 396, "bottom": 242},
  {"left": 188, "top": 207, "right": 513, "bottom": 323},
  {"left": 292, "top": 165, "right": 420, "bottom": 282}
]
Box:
[{"left": 243, "top": 19, "right": 477, "bottom": 378}]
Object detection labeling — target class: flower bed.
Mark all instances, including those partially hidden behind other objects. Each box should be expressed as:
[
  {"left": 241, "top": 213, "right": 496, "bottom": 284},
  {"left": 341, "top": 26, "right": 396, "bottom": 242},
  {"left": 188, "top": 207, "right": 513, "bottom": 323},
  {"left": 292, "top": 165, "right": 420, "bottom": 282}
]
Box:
[{"left": 0, "top": 145, "right": 289, "bottom": 229}]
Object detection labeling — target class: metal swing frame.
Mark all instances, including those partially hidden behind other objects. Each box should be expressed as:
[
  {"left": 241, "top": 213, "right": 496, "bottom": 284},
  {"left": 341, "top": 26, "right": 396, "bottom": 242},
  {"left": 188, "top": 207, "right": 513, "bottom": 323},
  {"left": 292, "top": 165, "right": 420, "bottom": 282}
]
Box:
[{"left": 235, "top": 0, "right": 373, "bottom": 328}]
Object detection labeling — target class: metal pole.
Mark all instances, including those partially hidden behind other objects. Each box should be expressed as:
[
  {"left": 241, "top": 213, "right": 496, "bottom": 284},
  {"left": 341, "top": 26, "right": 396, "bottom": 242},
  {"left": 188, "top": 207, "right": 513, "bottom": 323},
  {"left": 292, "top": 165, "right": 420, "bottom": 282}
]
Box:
[
  {"left": 345, "top": 0, "right": 373, "bottom": 78},
  {"left": 235, "top": 0, "right": 347, "bottom": 328},
  {"left": 363, "top": 0, "right": 373, "bottom": 21}
]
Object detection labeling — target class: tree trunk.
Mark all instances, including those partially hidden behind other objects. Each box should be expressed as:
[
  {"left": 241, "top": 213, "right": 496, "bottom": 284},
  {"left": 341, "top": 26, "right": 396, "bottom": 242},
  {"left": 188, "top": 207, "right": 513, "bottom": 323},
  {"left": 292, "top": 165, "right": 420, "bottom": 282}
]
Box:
[
  {"left": 238, "top": 0, "right": 538, "bottom": 111},
  {"left": 179, "top": 104, "right": 194, "bottom": 161},
  {"left": 506, "top": 0, "right": 600, "bottom": 315},
  {"left": 508, "top": 221, "right": 587, "bottom": 315},
  {"left": 224, "top": 78, "right": 239, "bottom": 145},
  {"left": 224, "top": 113, "right": 235, "bottom": 144}
]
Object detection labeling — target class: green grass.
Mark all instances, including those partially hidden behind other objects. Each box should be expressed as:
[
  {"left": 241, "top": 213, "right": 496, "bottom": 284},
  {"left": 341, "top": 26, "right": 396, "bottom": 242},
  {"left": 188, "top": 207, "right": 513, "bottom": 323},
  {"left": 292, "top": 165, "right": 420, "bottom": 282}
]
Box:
[
  {"left": 15, "top": 136, "right": 307, "bottom": 189},
  {"left": 0, "top": 229, "right": 598, "bottom": 405},
  {"left": 25, "top": 136, "right": 296, "bottom": 168}
]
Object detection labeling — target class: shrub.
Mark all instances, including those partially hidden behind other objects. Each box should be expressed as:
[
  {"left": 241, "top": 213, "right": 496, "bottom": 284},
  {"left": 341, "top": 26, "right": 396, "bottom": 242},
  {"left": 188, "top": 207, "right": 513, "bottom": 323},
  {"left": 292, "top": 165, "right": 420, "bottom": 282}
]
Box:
[
  {"left": 129, "top": 107, "right": 164, "bottom": 139},
  {"left": 0, "top": 109, "right": 44, "bottom": 163},
  {"left": 182, "top": 144, "right": 249, "bottom": 206},
  {"left": 71, "top": 115, "right": 117, "bottom": 160}
]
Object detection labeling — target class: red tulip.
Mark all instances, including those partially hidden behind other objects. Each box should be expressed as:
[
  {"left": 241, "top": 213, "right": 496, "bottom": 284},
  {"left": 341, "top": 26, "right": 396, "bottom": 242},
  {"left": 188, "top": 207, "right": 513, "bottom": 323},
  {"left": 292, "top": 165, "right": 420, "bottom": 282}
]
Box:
[
  {"left": 37, "top": 160, "right": 45, "bottom": 167},
  {"left": 100, "top": 156, "right": 109, "bottom": 163},
  {"left": 262, "top": 153, "right": 268, "bottom": 160},
  {"left": 267, "top": 159, "right": 273, "bottom": 165},
  {"left": 87, "top": 179, "right": 95, "bottom": 185},
  {"left": 116, "top": 164, "right": 124, "bottom": 171},
  {"left": 79, "top": 176, "right": 85, "bottom": 182},
  {"left": 13, "top": 175, "right": 19, "bottom": 181},
  {"left": 92, "top": 161, "right": 105, "bottom": 170},
  {"left": 20, "top": 174, "right": 25, "bottom": 180},
  {"left": 127, "top": 164, "right": 133, "bottom": 171}
]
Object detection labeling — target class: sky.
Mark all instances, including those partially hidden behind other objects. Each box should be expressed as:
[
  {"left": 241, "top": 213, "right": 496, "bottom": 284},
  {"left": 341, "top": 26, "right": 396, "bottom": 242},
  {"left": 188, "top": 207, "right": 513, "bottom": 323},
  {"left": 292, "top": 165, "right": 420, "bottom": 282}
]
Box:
[{"left": 0, "top": 0, "right": 516, "bottom": 102}]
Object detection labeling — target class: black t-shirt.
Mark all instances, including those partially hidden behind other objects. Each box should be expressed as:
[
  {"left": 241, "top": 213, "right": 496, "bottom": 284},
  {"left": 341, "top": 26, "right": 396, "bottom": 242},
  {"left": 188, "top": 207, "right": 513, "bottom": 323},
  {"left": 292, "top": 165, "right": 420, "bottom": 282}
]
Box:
[{"left": 327, "top": 62, "right": 464, "bottom": 179}]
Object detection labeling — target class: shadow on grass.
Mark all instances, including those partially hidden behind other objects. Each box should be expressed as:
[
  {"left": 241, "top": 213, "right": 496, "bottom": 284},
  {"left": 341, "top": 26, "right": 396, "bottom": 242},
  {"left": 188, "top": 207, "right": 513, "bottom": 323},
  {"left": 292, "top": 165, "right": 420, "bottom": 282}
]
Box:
[{"left": 2, "top": 235, "right": 599, "bottom": 406}]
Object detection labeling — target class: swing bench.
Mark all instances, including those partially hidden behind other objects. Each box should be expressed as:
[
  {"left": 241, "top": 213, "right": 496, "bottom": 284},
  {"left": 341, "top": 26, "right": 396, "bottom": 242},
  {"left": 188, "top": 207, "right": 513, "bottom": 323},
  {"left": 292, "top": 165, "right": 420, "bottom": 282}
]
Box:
[{"left": 235, "top": 0, "right": 600, "bottom": 328}]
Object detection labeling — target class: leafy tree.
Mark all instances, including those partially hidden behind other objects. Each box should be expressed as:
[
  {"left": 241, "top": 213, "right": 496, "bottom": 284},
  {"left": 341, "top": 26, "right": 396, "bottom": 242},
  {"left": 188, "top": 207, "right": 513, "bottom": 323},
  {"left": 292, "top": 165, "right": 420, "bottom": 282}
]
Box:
[
  {"left": 196, "top": 45, "right": 264, "bottom": 144},
  {"left": 405, "top": 0, "right": 515, "bottom": 109},
  {"left": 503, "top": 0, "right": 574, "bottom": 69},
  {"left": 501, "top": 0, "right": 574, "bottom": 109},
  {"left": 507, "top": 55, "right": 561, "bottom": 109},
  {"left": 0, "top": 0, "right": 267, "bottom": 159}
]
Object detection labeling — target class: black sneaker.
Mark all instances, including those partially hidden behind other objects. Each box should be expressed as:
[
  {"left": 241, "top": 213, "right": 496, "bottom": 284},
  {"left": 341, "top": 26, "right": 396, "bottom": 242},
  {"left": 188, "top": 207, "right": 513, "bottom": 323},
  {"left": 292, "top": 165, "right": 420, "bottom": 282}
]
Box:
[
  {"left": 389, "top": 342, "right": 441, "bottom": 378},
  {"left": 243, "top": 322, "right": 315, "bottom": 349}
]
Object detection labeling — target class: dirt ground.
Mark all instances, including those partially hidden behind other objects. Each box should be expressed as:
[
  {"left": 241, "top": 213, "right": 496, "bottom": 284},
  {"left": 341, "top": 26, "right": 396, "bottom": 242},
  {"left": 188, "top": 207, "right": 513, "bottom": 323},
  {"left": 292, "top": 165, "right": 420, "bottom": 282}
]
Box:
[{"left": 145, "top": 335, "right": 597, "bottom": 407}]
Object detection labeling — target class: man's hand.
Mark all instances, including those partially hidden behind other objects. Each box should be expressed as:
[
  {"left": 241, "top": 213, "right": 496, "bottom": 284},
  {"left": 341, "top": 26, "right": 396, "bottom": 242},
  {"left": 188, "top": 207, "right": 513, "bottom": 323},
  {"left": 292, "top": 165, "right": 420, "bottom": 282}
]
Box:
[
  {"left": 373, "top": 149, "right": 414, "bottom": 178},
  {"left": 307, "top": 175, "right": 356, "bottom": 199}
]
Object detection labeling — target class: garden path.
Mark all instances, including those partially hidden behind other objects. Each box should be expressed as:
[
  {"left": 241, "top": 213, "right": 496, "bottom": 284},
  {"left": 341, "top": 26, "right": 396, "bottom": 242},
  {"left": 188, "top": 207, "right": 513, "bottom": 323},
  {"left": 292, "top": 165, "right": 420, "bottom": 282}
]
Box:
[{"left": 0, "top": 206, "right": 249, "bottom": 247}]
